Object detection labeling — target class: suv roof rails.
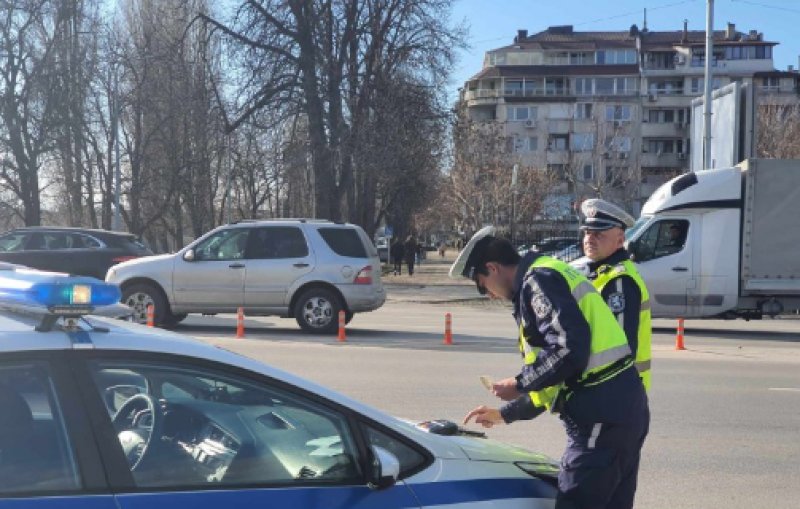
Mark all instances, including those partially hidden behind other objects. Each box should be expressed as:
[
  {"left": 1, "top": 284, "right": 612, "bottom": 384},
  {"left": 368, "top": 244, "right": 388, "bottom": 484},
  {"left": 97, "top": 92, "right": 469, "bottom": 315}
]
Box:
[{"left": 229, "top": 218, "right": 345, "bottom": 225}]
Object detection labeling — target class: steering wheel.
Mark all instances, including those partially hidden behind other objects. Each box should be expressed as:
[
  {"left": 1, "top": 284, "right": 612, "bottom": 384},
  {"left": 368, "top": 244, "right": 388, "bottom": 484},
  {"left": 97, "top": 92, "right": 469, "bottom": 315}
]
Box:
[{"left": 112, "top": 393, "right": 164, "bottom": 471}]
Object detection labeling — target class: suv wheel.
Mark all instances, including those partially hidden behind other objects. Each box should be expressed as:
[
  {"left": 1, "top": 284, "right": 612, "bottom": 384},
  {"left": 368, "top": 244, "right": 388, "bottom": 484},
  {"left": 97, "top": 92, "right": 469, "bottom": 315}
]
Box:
[
  {"left": 123, "top": 283, "right": 169, "bottom": 326},
  {"left": 295, "top": 289, "right": 342, "bottom": 334}
]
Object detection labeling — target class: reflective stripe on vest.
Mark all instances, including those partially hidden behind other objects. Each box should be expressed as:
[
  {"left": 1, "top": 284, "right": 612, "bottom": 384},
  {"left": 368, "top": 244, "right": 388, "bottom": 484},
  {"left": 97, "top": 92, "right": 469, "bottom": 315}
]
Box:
[
  {"left": 517, "top": 256, "right": 632, "bottom": 411},
  {"left": 592, "top": 259, "right": 652, "bottom": 391}
]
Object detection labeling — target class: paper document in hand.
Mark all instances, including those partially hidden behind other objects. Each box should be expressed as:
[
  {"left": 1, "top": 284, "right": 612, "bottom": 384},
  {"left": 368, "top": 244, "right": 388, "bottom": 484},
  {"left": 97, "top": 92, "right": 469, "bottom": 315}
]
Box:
[{"left": 479, "top": 375, "right": 495, "bottom": 391}]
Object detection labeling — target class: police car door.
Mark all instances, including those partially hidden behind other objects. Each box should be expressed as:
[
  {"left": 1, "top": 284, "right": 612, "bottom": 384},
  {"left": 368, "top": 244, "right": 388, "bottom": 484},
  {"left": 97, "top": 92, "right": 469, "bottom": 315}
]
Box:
[
  {"left": 72, "top": 353, "right": 421, "bottom": 509},
  {"left": 0, "top": 352, "right": 117, "bottom": 509}
]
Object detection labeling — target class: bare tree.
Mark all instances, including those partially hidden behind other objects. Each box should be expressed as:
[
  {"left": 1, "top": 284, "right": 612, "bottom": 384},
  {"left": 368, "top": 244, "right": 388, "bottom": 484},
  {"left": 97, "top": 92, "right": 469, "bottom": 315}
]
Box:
[
  {"left": 757, "top": 102, "right": 800, "bottom": 159},
  {"left": 200, "top": 0, "right": 465, "bottom": 223}
]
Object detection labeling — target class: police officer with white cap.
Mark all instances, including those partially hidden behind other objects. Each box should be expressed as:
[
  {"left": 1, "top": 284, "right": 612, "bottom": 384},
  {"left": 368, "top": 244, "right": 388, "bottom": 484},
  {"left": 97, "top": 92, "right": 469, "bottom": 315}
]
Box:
[
  {"left": 454, "top": 226, "right": 649, "bottom": 509},
  {"left": 580, "top": 199, "right": 652, "bottom": 392}
]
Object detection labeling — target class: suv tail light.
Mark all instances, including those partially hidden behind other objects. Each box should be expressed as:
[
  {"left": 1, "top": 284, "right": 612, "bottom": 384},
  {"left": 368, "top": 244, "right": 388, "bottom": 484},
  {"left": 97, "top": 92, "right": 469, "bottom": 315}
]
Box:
[
  {"left": 354, "top": 266, "right": 372, "bottom": 285},
  {"left": 112, "top": 255, "right": 140, "bottom": 263}
]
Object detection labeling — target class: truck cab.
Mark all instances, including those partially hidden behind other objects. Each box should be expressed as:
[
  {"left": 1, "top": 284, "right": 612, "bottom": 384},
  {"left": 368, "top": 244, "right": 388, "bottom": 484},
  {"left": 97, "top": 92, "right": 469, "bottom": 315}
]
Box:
[{"left": 625, "top": 168, "right": 743, "bottom": 319}]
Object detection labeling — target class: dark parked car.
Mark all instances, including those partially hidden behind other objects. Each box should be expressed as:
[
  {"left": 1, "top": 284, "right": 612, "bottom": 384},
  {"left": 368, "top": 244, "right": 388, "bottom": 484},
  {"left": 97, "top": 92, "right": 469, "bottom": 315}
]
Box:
[{"left": 0, "top": 227, "right": 153, "bottom": 279}]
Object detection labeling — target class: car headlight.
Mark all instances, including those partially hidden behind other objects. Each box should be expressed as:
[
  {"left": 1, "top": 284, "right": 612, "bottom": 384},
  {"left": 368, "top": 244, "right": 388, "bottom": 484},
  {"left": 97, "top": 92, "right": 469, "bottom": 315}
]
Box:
[{"left": 516, "top": 461, "right": 560, "bottom": 483}]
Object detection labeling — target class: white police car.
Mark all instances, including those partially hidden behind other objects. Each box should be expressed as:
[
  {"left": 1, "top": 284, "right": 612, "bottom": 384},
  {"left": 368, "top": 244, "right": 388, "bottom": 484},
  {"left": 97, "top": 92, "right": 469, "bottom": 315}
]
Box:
[{"left": 0, "top": 267, "right": 558, "bottom": 508}]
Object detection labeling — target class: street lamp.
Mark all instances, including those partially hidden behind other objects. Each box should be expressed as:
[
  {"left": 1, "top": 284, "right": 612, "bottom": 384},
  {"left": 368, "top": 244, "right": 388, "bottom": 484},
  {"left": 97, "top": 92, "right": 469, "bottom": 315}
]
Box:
[{"left": 510, "top": 163, "right": 519, "bottom": 245}]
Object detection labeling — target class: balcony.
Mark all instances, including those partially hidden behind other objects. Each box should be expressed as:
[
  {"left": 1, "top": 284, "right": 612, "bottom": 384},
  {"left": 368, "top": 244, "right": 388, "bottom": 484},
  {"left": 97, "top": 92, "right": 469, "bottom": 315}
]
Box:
[
  {"left": 642, "top": 122, "right": 689, "bottom": 137},
  {"left": 640, "top": 152, "right": 687, "bottom": 167}
]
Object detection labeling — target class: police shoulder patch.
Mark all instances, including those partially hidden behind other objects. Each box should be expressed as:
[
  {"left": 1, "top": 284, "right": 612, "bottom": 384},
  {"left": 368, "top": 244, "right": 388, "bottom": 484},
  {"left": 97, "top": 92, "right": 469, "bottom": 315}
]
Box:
[
  {"left": 614, "top": 264, "right": 627, "bottom": 274},
  {"left": 607, "top": 292, "right": 626, "bottom": 313},
  {"left": 531, "top": 292, "right": 553, "bottom": 319}
]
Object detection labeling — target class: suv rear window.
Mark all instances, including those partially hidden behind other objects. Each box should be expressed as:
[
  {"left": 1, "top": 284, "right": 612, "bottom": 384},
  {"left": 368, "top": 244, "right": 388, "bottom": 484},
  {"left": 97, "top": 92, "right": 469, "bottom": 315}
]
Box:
[
  {"left": 317, "top": 228, "right": 367, "bottom": 258},
  {"left": 116, "top": 236, "right": 153, "bottom": 255}
]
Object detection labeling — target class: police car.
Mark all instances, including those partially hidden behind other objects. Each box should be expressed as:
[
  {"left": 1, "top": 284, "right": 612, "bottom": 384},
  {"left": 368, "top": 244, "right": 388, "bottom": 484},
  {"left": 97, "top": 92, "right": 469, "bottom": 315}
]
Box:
[{"left": 0, "top": 266, "right": 558, "bottom": 508}]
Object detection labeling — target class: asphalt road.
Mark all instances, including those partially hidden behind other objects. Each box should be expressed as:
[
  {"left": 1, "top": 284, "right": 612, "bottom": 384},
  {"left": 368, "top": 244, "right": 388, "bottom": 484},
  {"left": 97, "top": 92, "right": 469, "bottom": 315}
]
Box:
[{"left": 173, "top": 302, "right": 800, "bottom": 509}]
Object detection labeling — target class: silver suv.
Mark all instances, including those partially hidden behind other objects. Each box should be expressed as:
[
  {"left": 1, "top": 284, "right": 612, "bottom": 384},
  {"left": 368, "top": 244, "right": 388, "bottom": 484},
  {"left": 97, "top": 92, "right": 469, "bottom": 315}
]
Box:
[{"left": 106, "top": 219, "right": 385, "bottom": 334}]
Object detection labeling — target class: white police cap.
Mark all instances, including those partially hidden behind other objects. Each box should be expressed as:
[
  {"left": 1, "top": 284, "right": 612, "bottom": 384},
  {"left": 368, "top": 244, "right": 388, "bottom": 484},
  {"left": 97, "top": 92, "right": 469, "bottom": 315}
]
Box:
[
  {"left": 449, "top": 225, "right": 496, "bottom": 280},
  {"left": 580, "top": 199, "right": 635, "bottom": 231}
]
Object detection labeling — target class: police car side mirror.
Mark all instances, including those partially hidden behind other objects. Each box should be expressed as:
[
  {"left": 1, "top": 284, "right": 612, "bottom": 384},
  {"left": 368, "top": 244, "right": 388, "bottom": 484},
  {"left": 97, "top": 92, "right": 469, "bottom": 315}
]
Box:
[
  {"left": 367, "top": 446, "right": 400, "bottom": 491},
  {"left": 183, "top": 249, "right": 196, "bottom": 262}
]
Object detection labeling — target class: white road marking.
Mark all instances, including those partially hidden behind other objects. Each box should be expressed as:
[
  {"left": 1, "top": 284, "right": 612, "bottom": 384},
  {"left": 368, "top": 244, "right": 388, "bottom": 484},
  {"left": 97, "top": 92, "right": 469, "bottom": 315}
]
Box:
[{"left": 768, "top": 388, "right": 800, "bottom": 392}]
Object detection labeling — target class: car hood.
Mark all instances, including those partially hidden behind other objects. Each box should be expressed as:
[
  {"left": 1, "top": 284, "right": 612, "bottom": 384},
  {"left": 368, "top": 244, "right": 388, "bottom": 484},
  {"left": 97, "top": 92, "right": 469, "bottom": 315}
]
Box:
[
  {"left": 404, "top": 419, "right": 555, "bottom": 465},
  {"left": 114, "top": 253, "right": 174, "bottom": 269},
  {"left": 446, "top": 435, "right": 556, "bottom": 465}
]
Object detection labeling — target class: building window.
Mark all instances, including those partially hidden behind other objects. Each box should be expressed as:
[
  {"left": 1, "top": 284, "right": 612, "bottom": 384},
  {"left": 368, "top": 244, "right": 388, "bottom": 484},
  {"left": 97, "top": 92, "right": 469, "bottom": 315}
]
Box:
[
  {"left": 504, "top": 80, "right": 523, "bottom": 96},
  {"left": 595, "top": 78, "right": 614, "bottom": 95},
  {"left": 646, "top": 140, "right": 684, "bottom": 154},
  {"left": 548, "top": 135, "right": 569, "bottom": 151},
  {"left": 649, "top": 80, "right": 684, "bottom": 95},
  {"left": 575, "top": 78, "right": 592, "bottom": 95},
  {"left": 762, "top": 77, "right": 780, "bottom": 91},
  {"left": 547, "top": 164, "right": 567, "bottom": 180},
  {"left": 545, "top": 78, "right": 568, "bottom": 95},
  {"left": 725, "top": 45, "right": 772, "bottom": 60},
  {"left": 606, "top": 136, "right": 632, "bottom": 152},
  {"left": 596, "top": 50, "right": 636, "bottom": 65},
  {"left": 575, "top": 103, "right": 593, "bottom": 119},
  {"left": 605, "top": 105, "right": 632, "bottom": 122},
  {"left": 571, "top": 133, "right": 595, "bottom": 151},
  {"left": 508, "top": 106, "right": 538, "bottom": 121},
  {"left": 690, "top": 78, "right": 721, "bottom": 94},
  {"left": 691, "top": 50, "right": 722, "bottom": 67},
  {"left": 582, "top": 165, "right": 594, "bottom": 180},
  {"left": 513, "top": 136, "right": 539, "bottom": 153},
  {"left": 647, "top": 109, "right": 685, "bottom": 123}
]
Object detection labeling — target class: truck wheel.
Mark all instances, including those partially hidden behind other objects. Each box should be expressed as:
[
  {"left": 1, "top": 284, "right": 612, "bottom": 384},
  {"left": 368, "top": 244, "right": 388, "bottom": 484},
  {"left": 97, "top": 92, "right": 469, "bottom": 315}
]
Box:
[
  {"left": 122, "top": 283, "right": 170, "bottom": 326},
  {"left": 295, "top": 289, "right": 342, "bottom": 334}
]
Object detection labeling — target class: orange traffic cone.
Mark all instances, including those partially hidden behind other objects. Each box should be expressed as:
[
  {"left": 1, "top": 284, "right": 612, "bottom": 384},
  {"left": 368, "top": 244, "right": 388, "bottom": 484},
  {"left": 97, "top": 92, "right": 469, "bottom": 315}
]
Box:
[
  {"left": 146, "top": 304, "right": 154, "bottom": 327},
  {"left": 443, "top": 313, "right": 453, "bottom": 345},
  {"left": 236, "top": 307, "right": 245, "bottom": 338},
  {"left": 337, "top": 310, "right": 346, "bottom": 342},
  {"left": 675, "top": 318, "right": 686, "bottom": 350}
]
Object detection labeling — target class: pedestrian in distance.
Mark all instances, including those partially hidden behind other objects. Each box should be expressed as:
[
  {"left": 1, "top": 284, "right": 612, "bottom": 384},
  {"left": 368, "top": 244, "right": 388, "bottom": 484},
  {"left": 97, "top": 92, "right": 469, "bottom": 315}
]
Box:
[
  {"left": 403, "top": 235, "right": 417, "bottom": 276},
  {"left": 439, "top": 242, "right": 447, "bottom": 259},
  {"left": 390, "top": 237, "right": 405, "bottom": 276},
  {"left": 452, "top": 226, "right": 649, "bottom": 509},
  {"left": 580, "top": 198, "right": 652, "bottom": 391}
]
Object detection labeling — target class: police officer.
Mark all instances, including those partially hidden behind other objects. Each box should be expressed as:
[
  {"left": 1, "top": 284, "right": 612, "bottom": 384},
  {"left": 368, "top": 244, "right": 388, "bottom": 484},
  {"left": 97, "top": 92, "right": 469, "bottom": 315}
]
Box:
[
  {"left": 580, "top": 199, "right": 652, "bottom": 391},
  {"left": 454, "top": 226, "right": 649, "bottom": 509}
]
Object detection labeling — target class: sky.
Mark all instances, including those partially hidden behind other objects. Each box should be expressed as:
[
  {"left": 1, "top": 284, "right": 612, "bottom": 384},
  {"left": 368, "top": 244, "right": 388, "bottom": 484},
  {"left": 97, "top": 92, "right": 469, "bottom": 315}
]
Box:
[{"left": 448, "top": 0, "right": 800, "bottom": 100}]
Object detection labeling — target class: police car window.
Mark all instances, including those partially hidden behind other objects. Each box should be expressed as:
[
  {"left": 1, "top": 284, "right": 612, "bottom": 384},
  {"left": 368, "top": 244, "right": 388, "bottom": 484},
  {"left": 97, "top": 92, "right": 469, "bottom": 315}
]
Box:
[
  {"left": 0, "top": 363, "right": 81, "bottom": 494},
  {"left": 87, "top": 361, "right": 362, "bottom": 489},
  {"left": 633, "top": 219, "right": 689, "bottom": 262},
  {"left": 364, "top": 425, "right": 426, "bottom": 476},
  {"left": 193, "top": 230, "right": 250, "bottom": 261}
]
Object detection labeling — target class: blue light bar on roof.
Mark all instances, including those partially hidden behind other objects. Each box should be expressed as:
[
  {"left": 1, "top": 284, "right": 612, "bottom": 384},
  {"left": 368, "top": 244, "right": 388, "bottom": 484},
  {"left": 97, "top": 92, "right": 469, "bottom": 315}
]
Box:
[{"left": 0, "top": 268, "right": 121, "bottom": 316}]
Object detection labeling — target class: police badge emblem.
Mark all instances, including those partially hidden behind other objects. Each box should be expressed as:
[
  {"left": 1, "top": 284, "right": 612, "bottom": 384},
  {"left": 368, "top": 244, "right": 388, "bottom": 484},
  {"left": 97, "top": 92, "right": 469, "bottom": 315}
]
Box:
[
  {"left": 607, "top": 292, "right": 626, "bottom": 313},
  {"left": 531, "top": 293, "right": 553, "bottom": 318}
]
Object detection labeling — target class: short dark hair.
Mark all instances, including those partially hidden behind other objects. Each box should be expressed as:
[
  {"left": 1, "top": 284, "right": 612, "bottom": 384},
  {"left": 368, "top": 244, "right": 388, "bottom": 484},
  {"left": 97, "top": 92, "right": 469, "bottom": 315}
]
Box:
[{"left": 474, "top": 237, "right": 520, "bottom": 276}]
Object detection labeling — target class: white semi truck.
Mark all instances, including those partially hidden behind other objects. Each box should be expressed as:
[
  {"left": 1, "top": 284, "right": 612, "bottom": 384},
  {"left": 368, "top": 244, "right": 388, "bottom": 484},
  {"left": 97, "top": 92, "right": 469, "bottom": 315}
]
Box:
[{"left": 620, "top": 158, "right": 800, "bottom": 319}]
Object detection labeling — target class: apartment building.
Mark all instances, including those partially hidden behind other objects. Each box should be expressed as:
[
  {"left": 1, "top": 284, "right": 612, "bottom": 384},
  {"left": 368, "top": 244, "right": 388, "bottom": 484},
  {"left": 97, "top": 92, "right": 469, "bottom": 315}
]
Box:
[{"left": 461, "top": 22, "right": 799, "bottom": 217}]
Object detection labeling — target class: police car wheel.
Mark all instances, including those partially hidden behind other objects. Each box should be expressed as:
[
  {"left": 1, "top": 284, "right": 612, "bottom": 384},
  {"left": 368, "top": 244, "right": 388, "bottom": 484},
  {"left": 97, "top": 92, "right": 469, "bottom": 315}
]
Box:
[
  {"left": 295, "top": 288, "right": 342, "bottom": 334},
  {"left": 122, "top": 283, "right": 169, "bottom": 326}
]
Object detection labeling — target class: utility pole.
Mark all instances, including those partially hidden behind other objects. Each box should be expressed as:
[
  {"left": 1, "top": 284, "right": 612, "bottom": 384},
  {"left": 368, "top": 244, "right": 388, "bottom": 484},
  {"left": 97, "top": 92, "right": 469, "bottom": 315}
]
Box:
[{"left": 702, "top": 0, "right": 715, "bottom": 170}]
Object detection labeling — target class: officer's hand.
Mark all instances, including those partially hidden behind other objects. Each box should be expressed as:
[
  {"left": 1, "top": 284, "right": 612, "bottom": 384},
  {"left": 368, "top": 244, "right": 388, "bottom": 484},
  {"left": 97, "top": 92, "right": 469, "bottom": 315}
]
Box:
[
  {"left": 492, "top": 377, "right": 521, "bottom": 401},
  {"left": 463, "top": 406, "right": 504, "bottom": 428}
]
